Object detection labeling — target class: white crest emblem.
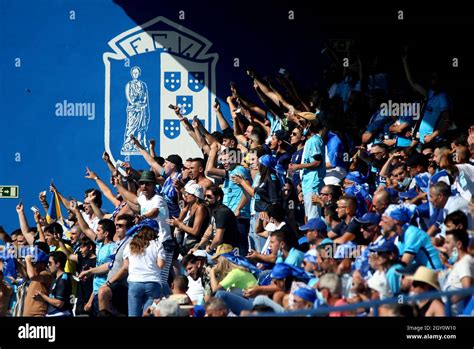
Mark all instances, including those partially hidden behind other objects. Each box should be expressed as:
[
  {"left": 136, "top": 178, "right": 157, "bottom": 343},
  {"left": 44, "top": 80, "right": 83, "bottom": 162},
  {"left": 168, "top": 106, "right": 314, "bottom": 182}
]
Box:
[{"left": 104, "top": 16, "right": 218, "bottom": 165}]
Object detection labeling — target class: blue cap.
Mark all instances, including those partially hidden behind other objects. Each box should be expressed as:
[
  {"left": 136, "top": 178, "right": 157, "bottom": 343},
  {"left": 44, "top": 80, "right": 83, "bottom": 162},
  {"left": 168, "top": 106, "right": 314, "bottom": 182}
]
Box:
[
  {"left": 299, "top": 217, "right": 327, "bottom": 233},
  {"left": 383, "top": 204, "right": 416, "bottom": 224},
  {"left": 346, "top": 171, "right": 367, "bottom": 184},
  {"left": 258, "top": 154, "right": 277, "bottom": 169},
  {"left": 126, "top": 219, "right": 159, "bottom": 237},
  {"left": 193, "top": 305, "right": 206, "bottom": 318},
  {"left": 370, "top": 239, "right": 399, "bottom": 254},
  {"left": 317, "top": 238, "right": 334, "bottom": 248},
  {"left": 35, "top": 249, "right": 50, "bottom": 264},
  {"left": 270, "top": 263, "right": 293, "bottom": 279},
  {"left": 270, "top": 263, "right": 310, "bottom": 282},
  {"left": 294, "top": 287, "right": 316, "bottom": 304},
  {"left": 303, "top": 249, "right": 317, "bottom": 264},
  {"left": 355, "top": 213, "right": 381, "bottom": 226},
  {"left": 399, "top": 188, "right": 418, "bottom": 200}
]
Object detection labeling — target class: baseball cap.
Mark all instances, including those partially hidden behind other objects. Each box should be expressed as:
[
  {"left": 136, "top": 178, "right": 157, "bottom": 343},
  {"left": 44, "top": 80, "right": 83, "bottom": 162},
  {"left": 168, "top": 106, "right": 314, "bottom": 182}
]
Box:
[
  {"left": 258, "top": 154, "right": 277, "bottom": 169},
  {"left": 399, "top": 188, "right": 418, "bottom": 200},
  {"left": 294, "top": 287, "right": 316, "bottom": 304},
  {"left": 370, "top": 239, "right": 399, "bottom": 255},
  {"left": 299, "top": 217, "right": 327, "bottom": 233},
  {"left": 166, "top": 154, "right": 183, "bottom": 169},
  {"left": 355, "top": 213, "right": 381, "bottom": 226},
  {"left": 185, "top": 183, "right": 204, "bottom": 200},
  {"left": 192, "top": 250, "right": 207, "bottom": 259},
  {"left": 303, "top": 249, "right": 318, "bottom": 264}
]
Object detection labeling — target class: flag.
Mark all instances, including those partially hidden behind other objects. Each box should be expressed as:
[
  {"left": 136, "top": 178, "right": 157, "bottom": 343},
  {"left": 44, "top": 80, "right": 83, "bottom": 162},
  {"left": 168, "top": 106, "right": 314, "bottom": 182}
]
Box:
[{"left": 46, "top": 191, "right": 63, "bottom": 224}]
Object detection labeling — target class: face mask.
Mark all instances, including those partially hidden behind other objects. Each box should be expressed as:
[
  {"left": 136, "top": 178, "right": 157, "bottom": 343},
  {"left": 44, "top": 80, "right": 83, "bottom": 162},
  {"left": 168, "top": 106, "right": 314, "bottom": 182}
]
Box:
[
  {"left": 400, "top": 177, "right": 411, "bottom": 188},
  {"left": 160, "top": 168, "right": 166, "bottom": 177},
  {"left": 316, "top": 289, "right": 326, "bottom": 305},
  {"left": 408, "top": 291, "right": 419, "bottom": 306},
  {"left": 448, "top": 247, "right": 459, "bottom": 265}
]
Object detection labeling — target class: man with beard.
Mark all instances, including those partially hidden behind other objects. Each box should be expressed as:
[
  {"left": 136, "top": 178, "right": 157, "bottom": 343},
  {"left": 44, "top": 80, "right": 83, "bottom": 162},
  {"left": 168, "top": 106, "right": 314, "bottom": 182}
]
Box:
[
  {"left": 379, "top": 204, "right": 443, "bottom": 270},
  {"left": 203, "top": 186, "right": 240, "bottom": 254}
]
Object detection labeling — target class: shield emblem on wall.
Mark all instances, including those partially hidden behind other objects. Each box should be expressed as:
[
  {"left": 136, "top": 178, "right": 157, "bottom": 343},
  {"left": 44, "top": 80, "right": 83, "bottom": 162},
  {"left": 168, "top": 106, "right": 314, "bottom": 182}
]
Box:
[
  {"left": 176, "top": 95, "right": 193, "bottom": 116},
  {"left": 188, "top": 72, "right": 205, "bottom": 92},
  {"left": 164, "top": 72, "right": 181, "bottom": 92},
  {"left": 104, "top": 16, "right": 218, "bottom": 167},
  {"left": 163, "top": 119, "right": 180, "bottom": 139}
]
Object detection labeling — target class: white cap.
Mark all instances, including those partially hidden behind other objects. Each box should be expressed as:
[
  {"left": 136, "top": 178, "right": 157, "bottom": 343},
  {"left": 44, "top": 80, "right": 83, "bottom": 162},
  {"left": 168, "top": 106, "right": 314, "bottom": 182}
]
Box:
[
  {"left": 185, "top": 183, "right": 204, "bottom": 200},
  {"left": 192, "top": 250, "right": 207, "bottom": 258},
  {"left": 367, "top": 271, "right": 391, "bottom": 299}
]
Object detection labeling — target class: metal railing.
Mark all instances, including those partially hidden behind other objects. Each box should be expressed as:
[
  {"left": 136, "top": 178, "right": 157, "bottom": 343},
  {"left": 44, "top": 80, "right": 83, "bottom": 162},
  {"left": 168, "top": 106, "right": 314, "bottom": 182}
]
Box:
[{"left": 259, "top": 286, "right": 474, "bottom": 317}]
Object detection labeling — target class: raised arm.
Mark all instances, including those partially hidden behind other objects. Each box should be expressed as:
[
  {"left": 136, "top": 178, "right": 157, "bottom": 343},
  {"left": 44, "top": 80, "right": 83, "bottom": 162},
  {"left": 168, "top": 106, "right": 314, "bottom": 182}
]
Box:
[
  {"left": 15, "top": 202, "right": 35, "bottom": 246},
  {"left": 69, "top": 201, "right": 97, "bottom": 242},
  {"left": 38, "top": 191, "right": 49, "bottom": 216},
  {"left": 102, "top": 151, "right": 116, "bottom": 173},
  {"left": 205, "top": 142, "right": 226, "bottom": 178},
  {"left": 214, "top": 99, "right": 231, "bottom": 131},
  {"left": 58, "top": 239, "right": 78, "bottom": 263},
  {"left": 50, "top": 183, "right": 71, "bottom": 211},
  {"left": 114, "top": 179, "right": 139, "bottom": 206},
  {"left": 232, "top": 84, "right": 266, "bottom": 120},
  {"left": 401, "top": 49, "right": 428, "bottom": 98},
  {"left": 192, "top": 118, "right": 211, "bottom": 155},
  {"left": 112, "top": 175, "right": 140, "bottom": 214},
  {"left": 149, "top": 139, "right": 157, "bottom": 158},
  {"left": 84, "top": 167, "right": 121, "bottom": 207},
  {"left": 252, "top": 73, "right": 293, "bottom": 111},
  {"left": 25, "top": 255, "right": 50, "bottom": 283},
  {"left": 172, "top": 105, "right": 199, "bottom": 145}
]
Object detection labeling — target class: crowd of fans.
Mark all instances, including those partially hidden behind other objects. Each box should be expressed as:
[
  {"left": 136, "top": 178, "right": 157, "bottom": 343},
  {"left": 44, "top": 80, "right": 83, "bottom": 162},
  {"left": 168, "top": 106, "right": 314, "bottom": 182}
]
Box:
[{"left": 1, "top": 43, "right": 474, "bottom": 317}]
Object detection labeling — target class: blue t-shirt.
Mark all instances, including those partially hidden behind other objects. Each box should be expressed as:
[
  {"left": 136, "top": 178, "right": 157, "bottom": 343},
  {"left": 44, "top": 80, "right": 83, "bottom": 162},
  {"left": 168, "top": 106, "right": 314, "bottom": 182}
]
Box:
[
  {"left": 386, "top": 263, "right": 404, "bottom": 296},
  {"left": 366, "top": 110, "right": 391, "bottom": 143},
  {"left": 223, "top": 165, "right": 251, "bottom": 219},
  {"left": 395, "top": 225, "right": 443, "bottom": 270},
  {"left": 419, "top": 89, "right": 450, "bottom": 143},
  {"left": 93, "top": 241, "right": 116, "bottom": 294},
  {"left": 326, "top": 131, "right": 347, "bottom": 169},
  {"left": 395, "top": 114, "right": 415, "bottom": 147},
  {"left": 301, "top": 134, "right": 326, "bottom": 195},
  {"left": 161, "top": 172, "right": 181, "bottom": 218},
  {"left": 276, "top": 247, "right": 305, "bottom": 268},
  {"left": 290, "top": 148, "right": 304, "bottom": 187}
]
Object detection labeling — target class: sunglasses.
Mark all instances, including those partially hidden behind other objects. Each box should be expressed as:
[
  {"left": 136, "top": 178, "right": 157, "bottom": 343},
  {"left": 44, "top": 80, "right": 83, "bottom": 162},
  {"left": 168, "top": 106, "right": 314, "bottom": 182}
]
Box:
[
  {"left": 291, "top": 132, "right": 299, "bottom": 136},
  {"left": 115, "top": 223, "right": 127, "bottom": 228},
  {"left": 205, "top": 194, "right": 214, "bottom": 199}
]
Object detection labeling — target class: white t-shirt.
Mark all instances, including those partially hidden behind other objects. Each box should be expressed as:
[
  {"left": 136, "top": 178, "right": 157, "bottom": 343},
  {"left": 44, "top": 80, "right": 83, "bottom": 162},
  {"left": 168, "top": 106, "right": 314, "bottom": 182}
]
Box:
[
  {"left": 81, "top": 211, "right": 100, "bottom": 232},
  {"left": 439, "top": 195, "right": 473, "bottom": 236},
  {"left": 444, "top": 254, "right": 474, "bottom": 291},
  {"left": 186, "top": 276, "right": 205, "bottom": 304},
  {"left": 137, "top": 193, "right": 172, "bottom": 243},
  {"left": 455, "top": 164, "right": 474, "bottom": 202},
  {"left": 123, "top": 240, "right": 165, "bottom": 283}
]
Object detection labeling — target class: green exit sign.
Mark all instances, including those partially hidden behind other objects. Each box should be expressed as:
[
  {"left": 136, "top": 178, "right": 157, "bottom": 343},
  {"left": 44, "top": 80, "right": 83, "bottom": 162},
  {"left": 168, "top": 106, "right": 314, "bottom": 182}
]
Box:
[{"left": 0, "top": 186, "right": 19, "bottom": 198}]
